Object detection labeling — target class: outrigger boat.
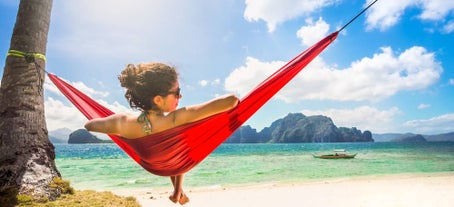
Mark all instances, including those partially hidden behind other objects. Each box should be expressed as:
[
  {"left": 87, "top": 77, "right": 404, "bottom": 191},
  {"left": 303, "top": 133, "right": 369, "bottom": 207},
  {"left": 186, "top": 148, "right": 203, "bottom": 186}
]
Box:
[{"left": 313, "top": 149, "right": 357, "bottom": 159}]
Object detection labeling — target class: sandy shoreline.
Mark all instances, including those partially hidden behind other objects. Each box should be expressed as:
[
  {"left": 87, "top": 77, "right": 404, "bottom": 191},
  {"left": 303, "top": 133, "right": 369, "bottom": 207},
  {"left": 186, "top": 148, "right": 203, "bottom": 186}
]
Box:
[{"left": 112, "top": 172, "right": 454, "bottom": 207}]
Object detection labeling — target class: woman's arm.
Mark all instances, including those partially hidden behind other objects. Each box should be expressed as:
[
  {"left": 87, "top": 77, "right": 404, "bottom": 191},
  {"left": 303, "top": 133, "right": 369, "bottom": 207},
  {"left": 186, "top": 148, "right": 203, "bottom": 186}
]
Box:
[
  {"left": 84, "top": 113, "right": 127, "bottom": 135},
  {"left": 173, "top": 94, "right": 239, "bottom": 125}
]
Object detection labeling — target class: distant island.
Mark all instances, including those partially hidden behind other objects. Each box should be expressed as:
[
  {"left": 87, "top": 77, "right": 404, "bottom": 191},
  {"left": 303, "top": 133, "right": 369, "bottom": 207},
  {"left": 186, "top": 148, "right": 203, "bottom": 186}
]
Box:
[
  {"left": 391, "top": 134, "right": 426, "bottom": 142},
  {"left": 226, "top": 113, "right": 373, "bottom": 143},
  {"left": 68, "top": 129, "right": 113, "bottom": 144},
  {"left": 373, "top": 132, "right": 454, "bottom": 142},
  {"left": 49, "top": 128, "right": 73, "bottom": 143}
]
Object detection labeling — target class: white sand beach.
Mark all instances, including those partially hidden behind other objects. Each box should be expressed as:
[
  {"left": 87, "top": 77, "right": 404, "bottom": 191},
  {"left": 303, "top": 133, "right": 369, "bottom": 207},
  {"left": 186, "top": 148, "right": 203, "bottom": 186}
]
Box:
[{"left": 112, "top": 172, "right": 454, "bottom": 207}]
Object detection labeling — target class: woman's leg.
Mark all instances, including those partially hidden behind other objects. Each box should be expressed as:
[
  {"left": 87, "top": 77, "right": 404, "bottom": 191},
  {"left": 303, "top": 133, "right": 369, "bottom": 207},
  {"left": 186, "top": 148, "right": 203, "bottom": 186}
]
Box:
[
  {"left": 169, "top": 174, "right": 189, "bottom": 204},
  {"left": 170, "top": 176, "right": 176, "bottom": 188},
  {"left": 169, "top": 176, "right": 179, "bottom": 202},
  {"left": 176, "top": 174, "right": 190, "bottom": 205}
]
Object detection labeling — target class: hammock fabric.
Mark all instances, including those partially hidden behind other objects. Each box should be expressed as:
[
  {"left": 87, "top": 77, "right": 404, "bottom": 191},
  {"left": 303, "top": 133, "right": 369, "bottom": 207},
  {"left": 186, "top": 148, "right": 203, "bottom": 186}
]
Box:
[{"left": 48, "top": 31, "right": 338, "bottom": 176}]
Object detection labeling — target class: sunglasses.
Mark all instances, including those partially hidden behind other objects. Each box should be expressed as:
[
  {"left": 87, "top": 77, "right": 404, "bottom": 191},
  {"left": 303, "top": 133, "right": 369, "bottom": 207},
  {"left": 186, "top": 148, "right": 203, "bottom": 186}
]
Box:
[{"left": 165, "top": 87, "right": 181, "bottom": 98}]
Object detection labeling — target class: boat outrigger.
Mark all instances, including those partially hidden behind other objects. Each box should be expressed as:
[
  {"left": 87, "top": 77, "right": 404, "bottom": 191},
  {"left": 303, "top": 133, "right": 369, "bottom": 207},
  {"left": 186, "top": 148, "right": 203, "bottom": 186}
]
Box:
[{"left": 313, "top": 149, "right": 357, "bottom": 159}]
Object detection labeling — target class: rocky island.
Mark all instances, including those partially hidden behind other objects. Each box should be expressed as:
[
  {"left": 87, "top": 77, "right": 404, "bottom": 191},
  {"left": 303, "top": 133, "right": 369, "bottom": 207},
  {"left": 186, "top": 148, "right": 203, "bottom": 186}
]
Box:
[
  {"left": 68, "top": 129, "right": 113, "bottom": 144},
  {"left": 226, "top": 113, "right": 373, "bottom": 143}
]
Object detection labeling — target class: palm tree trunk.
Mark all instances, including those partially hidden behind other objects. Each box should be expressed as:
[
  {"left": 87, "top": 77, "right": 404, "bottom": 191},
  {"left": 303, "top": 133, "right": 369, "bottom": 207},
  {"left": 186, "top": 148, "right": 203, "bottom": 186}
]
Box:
[{"left": 0, "top": 0, "right": 60, "bottom": 203}]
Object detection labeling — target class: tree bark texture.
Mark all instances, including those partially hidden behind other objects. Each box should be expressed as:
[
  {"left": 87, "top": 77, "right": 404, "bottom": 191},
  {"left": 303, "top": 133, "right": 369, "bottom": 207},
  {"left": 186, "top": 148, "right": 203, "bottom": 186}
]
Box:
[{"left": 0, "top": 0, "right": 60, "bottom": 202}]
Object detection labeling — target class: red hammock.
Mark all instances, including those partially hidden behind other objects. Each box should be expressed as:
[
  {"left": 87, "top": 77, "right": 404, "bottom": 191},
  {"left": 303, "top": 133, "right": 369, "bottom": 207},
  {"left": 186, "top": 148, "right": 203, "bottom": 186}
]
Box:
[{"left": 48, "top": 31, "right": 338, "bottom": 176}]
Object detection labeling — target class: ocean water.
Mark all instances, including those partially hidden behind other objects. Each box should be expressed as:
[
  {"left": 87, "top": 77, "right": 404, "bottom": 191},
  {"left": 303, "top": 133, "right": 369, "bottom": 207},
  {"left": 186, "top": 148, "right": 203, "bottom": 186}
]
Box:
[{"left": 54, "top": 142, "right": 454, "bottom": 190}]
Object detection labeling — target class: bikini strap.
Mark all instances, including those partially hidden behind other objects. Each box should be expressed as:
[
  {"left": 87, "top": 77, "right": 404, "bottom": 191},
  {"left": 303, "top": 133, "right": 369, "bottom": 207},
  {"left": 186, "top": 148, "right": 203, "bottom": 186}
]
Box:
[{"left": 138, "top": 111, "right": 152, "bottom": 134}]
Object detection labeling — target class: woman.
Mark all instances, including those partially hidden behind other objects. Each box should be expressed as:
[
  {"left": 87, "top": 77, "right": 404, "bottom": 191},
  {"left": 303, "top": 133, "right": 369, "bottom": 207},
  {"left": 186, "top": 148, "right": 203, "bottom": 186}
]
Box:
[{"left": 84, "top": 62, "right": 239, "bottom": 205}]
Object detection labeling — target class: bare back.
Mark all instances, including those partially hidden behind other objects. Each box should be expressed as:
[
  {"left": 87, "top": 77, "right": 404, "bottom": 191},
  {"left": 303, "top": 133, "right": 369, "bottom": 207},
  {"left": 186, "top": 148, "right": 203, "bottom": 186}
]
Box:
[{"left": 85, "top": 94, "right": 239, "bottom": 139}]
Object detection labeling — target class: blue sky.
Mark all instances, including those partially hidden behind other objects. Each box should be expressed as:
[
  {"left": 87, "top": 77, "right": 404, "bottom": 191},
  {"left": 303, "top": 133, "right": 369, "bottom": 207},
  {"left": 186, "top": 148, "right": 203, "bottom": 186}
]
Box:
[{"left": 1, "top": 0, "right": 453, "bottom": 135}]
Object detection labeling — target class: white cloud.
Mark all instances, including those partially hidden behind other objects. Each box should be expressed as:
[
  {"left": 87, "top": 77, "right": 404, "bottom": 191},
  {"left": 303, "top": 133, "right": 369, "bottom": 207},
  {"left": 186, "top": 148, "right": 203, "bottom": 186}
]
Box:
[
  {"left": 296, "top": 17, "right": 330, "bottom": 47},
  {"left": 365, "top": 0, "right": 414, "bottom": 31},
  {"left": 417, "top": 103, "right": 430, "bottom": 109},
  {"left": 418, "top": 0, "right": 454, "bottom": 20},
  {"left": 449, "top": 79, "right": 454, "bottom": 85},
  {"left": 99, "top": 100, "right": 134, "bottom": 115},
  {"left": 301, "top": 106, "right": 401, "bottom": 133},
  {"left": 199, "top": 80, "right": 208, "bottom": 87},
  {"left": 44, "top": 76, "right": 133, "bottom": 131},
  {"left": 225, "top": 46, "right": 442, "bottom": 102},
  {"left": 49, "top": 0, "right": 228, "bottom": 63},
  {"left": 443, "top": 20, "right": 454, "bottom": 33},
  {"left": 51, "top": 0, "right": 151, "bottom": 60},
  {"left": 212, "top": 79, "right": 221, "bottom": 85},
  {"left": 44, "top": 78, "right": 60, "bottom": 95},
  {"left": 44, "top": 76, "right": 109, "bottom": 98},
  {"left": 301, "top": 107, "right": 454, "bottom": 134},
  {"left": 244, "top": 0, "right": 335, "bottom": 32},
  {"left": 72, "top": 82, "right": 109, "bottom": 97},
  {"left": 403, "top": 113, "right": 454, "bottom": 134},
  {"left": 365, "top": 0, "right": 454, "bottom": 31},
  {"left": 225, "top": 57, "right": 286, "bottom": 97},
  {"left": 45, "top": 97, "right": 88, "bottom": 131},
  {"left": 45, "top": 96, "right": 133, "bottom": 131},
  {"left": 199, "top": 79, "right": 221, "bottom": 87}
]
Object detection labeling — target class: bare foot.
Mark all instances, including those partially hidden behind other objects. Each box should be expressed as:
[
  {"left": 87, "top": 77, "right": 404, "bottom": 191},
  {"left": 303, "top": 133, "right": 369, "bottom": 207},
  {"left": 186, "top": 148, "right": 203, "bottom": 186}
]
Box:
[
  {"left": 169, "top": 191, "right": 180, "bottom": 203},
  {"left": 179, "top": 192, "right": 190, "bottom": 205}
]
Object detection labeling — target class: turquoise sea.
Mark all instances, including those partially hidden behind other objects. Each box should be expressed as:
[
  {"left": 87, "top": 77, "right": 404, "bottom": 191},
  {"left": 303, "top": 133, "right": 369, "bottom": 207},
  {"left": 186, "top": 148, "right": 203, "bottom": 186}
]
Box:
[{"left": 55, "top": 142, "right": 454, "bottom": 190}]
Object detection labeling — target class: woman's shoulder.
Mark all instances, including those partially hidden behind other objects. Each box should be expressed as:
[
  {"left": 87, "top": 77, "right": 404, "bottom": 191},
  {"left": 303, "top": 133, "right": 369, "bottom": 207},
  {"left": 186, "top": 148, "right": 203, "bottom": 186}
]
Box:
[
  {"left": 99, "top": 113, "right": 141, "bottom": 129},
  {"left": 108, "top": 112, "right": 138, "bottom": 121},
  {"left": 113, "top": 113, "right": 147, "bottom": 139}
]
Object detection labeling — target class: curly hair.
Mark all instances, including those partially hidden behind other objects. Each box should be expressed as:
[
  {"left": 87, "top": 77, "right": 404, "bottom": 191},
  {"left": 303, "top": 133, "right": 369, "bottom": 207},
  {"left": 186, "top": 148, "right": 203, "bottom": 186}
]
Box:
[{"left": 118, "top": 62, "right": 178, "bottom": 111}]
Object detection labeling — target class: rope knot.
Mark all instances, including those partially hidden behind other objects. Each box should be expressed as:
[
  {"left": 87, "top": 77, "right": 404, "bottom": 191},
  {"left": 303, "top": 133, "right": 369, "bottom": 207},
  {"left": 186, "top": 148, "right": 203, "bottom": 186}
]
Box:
[{"left": 7, "top": 49, "right": 46, "bottom": 62}]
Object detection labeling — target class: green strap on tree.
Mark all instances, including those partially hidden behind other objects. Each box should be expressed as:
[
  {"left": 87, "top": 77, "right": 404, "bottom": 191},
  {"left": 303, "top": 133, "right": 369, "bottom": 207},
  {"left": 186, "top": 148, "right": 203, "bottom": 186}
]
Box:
[{"left": 7, "top": 49, "right": 46, "bottom": 62}]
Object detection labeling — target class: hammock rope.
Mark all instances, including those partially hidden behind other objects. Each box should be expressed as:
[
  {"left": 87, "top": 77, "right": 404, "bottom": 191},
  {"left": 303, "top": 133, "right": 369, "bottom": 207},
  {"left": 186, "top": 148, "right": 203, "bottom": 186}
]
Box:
[{"left": 338, "top": 0, "right": 379, "bottom": 33}]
